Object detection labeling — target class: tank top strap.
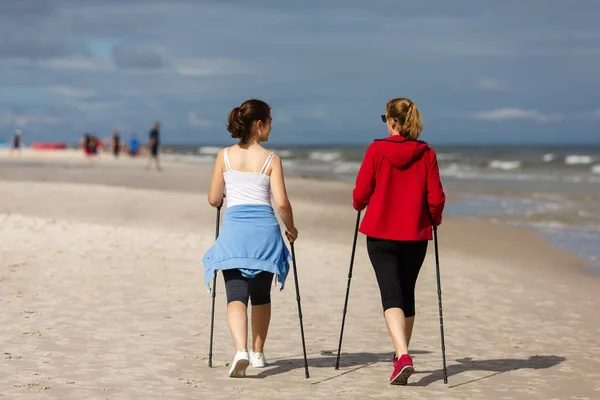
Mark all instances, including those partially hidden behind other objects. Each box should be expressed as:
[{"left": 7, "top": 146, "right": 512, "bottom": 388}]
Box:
[
  {"left": 223, "top": 148, "right": 232, "bottom": 171},
  {"left": 259, "top": 152, "right": 275, "bottom": 175}
]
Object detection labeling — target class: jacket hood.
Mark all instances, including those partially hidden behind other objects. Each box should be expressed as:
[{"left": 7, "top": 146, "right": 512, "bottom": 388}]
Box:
[{"left": 372, "top": 136, "right": 429, "bottom": 169}]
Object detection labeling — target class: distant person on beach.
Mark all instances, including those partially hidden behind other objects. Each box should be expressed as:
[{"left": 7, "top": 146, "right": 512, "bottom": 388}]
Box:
[
  {"left": 146, "top": 122, "right": 161, "bottom": 171},
  {"left": 128, "top": 133, "right": 139, "bottom": 157},
  {"left": 353, "top": 97, "right": 446, "bottom": 385},
  {"left": 111, "top": 131, "right": 121, "bottom": 158},
  {"left": 91, "top": 134, "right": 100, "bottom": 155},
  {"left": 81, "top": 133, "right": 91, "bottom": 155},
  {"left": 202, "top": 99, "right": 298, "bottom": 378},
  {"left": 81, "top": 133, "right": 99, "bottom": 165},
  {"left": 10, "top": 130, "right": 22, "bottom": 155}
]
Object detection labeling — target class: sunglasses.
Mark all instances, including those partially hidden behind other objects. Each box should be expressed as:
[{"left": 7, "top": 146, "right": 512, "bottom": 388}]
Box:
[{"left": 380, "top": 115, "right": 387, "bottom": 123}]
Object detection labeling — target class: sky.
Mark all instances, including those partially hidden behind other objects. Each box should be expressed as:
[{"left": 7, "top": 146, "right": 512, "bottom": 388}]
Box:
[{"left": 1, "top": 0, "right": 600, "bottom": 146}]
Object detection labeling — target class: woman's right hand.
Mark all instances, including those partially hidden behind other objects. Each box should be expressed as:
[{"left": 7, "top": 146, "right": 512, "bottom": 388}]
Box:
[{"left": 285, "top": 227, "right": 298, "bottom": 243}]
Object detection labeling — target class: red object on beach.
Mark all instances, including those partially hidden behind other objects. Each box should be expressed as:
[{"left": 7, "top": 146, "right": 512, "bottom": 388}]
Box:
[{"left": 31, "top": 142, "right": 68, "bottom": 150}]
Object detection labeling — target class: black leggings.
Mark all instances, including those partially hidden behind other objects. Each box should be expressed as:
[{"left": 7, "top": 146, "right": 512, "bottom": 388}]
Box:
[
  {"left": 222, "top": 269, "right": 274, "bottom": 306},
  {"left": 366, "top": 237, "right": 428, "bottom": 317}
]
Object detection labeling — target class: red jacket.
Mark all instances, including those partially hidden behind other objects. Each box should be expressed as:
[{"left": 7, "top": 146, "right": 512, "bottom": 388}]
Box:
[{"left": 352, "top": 136, "right": 446, "bottom": 241}]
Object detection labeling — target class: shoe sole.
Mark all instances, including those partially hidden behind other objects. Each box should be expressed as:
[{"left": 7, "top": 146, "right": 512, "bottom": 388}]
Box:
[
  {"left": 229, "top": 358, "right": 250, "bottom": 378},
  {"left": 390, "top": 365, "right": 414, "bottom": 385}
]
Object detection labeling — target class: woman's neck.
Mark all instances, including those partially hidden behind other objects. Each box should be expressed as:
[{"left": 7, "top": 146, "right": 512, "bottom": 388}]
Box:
[{"left": 238, "top": 139, "right": 260, "bottom": 148}]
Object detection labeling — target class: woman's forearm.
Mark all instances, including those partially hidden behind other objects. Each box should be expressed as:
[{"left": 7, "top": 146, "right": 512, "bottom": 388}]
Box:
[{"left": 276, "top": 200, "right": 295, "bottom": 232}]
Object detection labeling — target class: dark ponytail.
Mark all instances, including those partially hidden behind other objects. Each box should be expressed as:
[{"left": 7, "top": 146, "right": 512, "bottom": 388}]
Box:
[{"left": 226, "top": 99, "right": 271, "bottom": 144}]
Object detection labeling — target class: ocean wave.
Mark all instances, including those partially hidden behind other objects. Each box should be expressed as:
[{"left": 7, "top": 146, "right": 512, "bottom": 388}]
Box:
[
  {"left": 543, "top": 153, "right": 555, "bottom": 162},
  {"left": 440, "top": 162, "right": 474, "bottom": 171},
  {"left": 436, "top": 153, "right": 461, "bottom": 161},
  {"left": 440, "top": 166, "right": 562, "bottom": 182},
  {"left": 281, "top": 160, "right": 330, "bottom": 173},
  {"left": 197, "top": 146, "right": 221, "bottom": 155},
  {"left": 309, "top": 151, "right": 341, "bottom": 162},
  {"left": 439, "top": 163, "right": 479, "bottom": 178},
  {"left": 488, "top": 160, "right": 522, "bottom": 170},
  {"left": 163, "top": 154, "right": 215, "bottom": 164},
  {"left": 565, "top": 155, "right": 594, "bottom": 165},
  {"left": 592, "top": 164, "right": 600, "bottom": 174},
  {"left": 332, "top": 162, "right": 362, "bottom": 174},
  {"left": 278, "top": 150, "right": 292, "bottom": 158}
]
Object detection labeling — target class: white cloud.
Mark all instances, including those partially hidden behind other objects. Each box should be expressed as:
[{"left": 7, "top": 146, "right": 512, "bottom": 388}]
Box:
[
  {"left": 175, "top": 58, "right": 253, "bottom": 77},
  {"left": 39, "top": 58, "right": 114, "bottom": 71},
  {"left": 476, "top": 78, "right": 506, "bottom": 92},
  {"left": 471, "top": 108, "right": 560, "bottom": 123},
  {"left": 188, "top": 111, "right": 216, "bottom": 128},
  {"left": 47, "top": 86, "right": 93, "bottom": 98},
  {"left": 3, "top": 114, "right": 62, "bottom": 126}
]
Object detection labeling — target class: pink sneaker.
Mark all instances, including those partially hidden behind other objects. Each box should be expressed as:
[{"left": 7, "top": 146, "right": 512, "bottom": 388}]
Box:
[{"left": 390, "top": 354, "right": 414, "bottom": 385}]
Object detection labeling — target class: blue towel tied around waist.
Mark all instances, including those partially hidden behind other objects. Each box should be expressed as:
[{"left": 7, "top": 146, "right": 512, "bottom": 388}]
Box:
[{"left": 202, "top": 204, "right": 291, "bottom": 292}]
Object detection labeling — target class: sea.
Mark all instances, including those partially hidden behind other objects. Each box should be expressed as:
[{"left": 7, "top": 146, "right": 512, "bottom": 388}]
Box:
[{"left": 162, "top": 144, "right": 600, "bottom": 274}]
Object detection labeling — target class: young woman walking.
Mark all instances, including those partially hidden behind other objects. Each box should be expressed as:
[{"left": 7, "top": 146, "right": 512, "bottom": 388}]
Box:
[
  {"left": 353, "top": 97, "right": 445, "bottom": 385},
  {"left": 202, "top": 99, "right": 298, "bottom": 378}
]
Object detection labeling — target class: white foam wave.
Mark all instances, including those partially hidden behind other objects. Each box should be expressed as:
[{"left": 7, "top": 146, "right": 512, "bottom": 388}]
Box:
[
  {"left": 332, "top": 162, "right": 361, "bottom": 174},
  {"left": 278, "top": 150, "right": 292, "bottom": 158},
  {"left": 282, "top": 160, "right": 298, "bottom": 168},
  {"left": 488, "top": 160, "right": 522, "bottom": 170},
  {"left": 565, "top": 155, "right": 593, "bottom": 165},
  {"left": 440, "top": 166, "right": 558, "bottom": 182},
  {"left": 592, "top": 164, "right": 600, "bottom": 174},
  {"left": 439, "top": 163, "right": 474, "bottom": 176},
  {"left": 163, "top": 154, "right": 215, "bottom": 164},
  {"left": 309, "top": 151, "right": 341, "bottom": 162},
  {"left": 436, "top": 153, "right": 461, "bottom": 161},
  {"left": 543, "top": 153, "right": 555, "bottom": 162},
  {"left": 197, "top": 146, "right": 221, "bottom": 155},
  {"left": 282, "top": 161, "right": 332, "bottom": 174}
]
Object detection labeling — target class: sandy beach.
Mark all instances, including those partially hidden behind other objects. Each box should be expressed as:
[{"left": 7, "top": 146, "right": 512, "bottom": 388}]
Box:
[{"left": 1, "top": 149, "right": 599, "bottom": 399}]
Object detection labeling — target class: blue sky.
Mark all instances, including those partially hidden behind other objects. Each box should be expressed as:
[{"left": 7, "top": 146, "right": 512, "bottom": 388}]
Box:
[{"left": 1, "top": 0, "right": 600, "bottom": 145}]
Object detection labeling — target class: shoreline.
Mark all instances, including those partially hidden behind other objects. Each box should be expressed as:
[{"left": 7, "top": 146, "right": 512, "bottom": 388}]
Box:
[
  {"left": 0, "top": 148, "right": 594, "bottom": 277},
  {"left": 0, "top": 149, "right": 593, "bottom": 280}
]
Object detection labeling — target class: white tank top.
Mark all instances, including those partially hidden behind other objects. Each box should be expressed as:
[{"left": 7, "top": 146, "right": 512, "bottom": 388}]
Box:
[{"left": 223, "top": 148, "right": 275, "bottom": 208}]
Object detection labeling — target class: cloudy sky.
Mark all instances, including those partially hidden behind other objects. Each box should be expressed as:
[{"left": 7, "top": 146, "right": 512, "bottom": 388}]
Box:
[{"left": 1, "top": 0, "right": 600, "bottom": 145}]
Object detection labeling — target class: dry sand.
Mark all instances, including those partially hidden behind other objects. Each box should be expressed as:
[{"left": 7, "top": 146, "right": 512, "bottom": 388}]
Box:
[{"left": 1, "top": 149, "right": 599, "bottom": 399}]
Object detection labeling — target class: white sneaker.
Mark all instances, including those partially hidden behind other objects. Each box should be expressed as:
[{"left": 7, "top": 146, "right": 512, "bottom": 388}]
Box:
[
  {"left": 228, "top": 350, "right": 250, "bottom": 378},
  {"left": 250, "top": 351, "right": 267, "bottom": 368}
]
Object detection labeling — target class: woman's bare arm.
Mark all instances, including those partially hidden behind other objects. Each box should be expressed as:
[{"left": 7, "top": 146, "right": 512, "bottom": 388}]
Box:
[
  {"left": 269, "top": 154, "right": 297, "bottom": 241},
  {"left": 207, "top": 149, "right": 225, "bottom": 208}
]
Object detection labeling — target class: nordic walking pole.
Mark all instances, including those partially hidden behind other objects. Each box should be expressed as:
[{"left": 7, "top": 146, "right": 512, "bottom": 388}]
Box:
[
  {"left": 290, "top": 242, "right": 310, "bottom": 378},
  {"left": 433, "top": 226, "right": 448, "bottom": 384},
  {"left": 335, "top": 210, "right": 361, "bottom": 370},
  {"left": 208, "top": 206, "right": 221, "bottom": 368}
]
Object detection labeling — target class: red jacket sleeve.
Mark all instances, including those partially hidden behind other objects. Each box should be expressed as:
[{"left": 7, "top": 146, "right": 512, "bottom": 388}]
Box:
[
  {"left": 353, "top": 144, "right": 377, "bottom": 211},
  {"left": 426, "top": 148, "right": 446, "bottom": 226}
]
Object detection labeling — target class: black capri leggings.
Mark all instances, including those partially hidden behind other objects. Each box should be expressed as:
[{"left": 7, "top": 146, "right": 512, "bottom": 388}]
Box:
[
  {"left": 366, "top": 237, "right": 428, "bottom": 317},
  {"left": 222, "top": 269, "right": 274, "bottom": 306}
]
